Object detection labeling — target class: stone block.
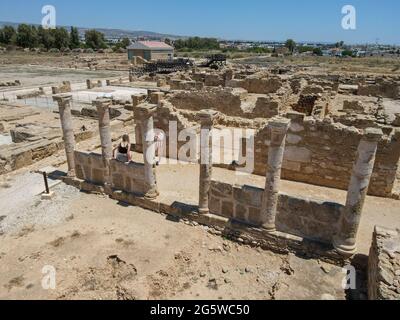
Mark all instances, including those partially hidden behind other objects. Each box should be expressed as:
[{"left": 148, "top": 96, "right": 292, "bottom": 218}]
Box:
[
  {"left": 235, "top": 204, "right": 247, "bottom": 221},
  {"left": 284, "top": 146, "right": 311, "bottom": 163},
  {"left": 92, "top": 168, "right": 105, "bottom": 184},
  {"left": 221, "top": 201, "right": 234, "bottom": 218}
]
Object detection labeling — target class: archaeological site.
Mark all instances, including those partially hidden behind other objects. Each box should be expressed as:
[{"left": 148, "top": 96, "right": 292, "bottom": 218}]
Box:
[{"left": 0, "top": 1, "right": 400, "bottom": 305}]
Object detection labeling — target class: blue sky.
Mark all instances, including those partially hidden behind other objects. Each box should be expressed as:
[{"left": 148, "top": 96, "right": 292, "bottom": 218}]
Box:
[{"left": 0, "top": 0, "right": 399, "bottom": 44}]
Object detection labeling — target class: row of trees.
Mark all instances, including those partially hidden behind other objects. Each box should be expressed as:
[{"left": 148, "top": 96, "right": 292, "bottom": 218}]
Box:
[
  {"left": 174, "top": 37, "right": 220, "bottom": 50},
  {"left": 0, "top": 24, "right": 127, "bottom": 51},
  {"left": 285, "top": 39, "right": 323, "bottom": 56}
]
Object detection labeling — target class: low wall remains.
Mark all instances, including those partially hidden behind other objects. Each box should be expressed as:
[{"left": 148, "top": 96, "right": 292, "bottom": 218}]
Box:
[
  {"left": 74, "top": 151, "right": 147, "bottom": 196},
  {"left": 251, "top": 113, "right": 400, "bottom": 198},
  {"left": 209, "top": 180, "right": 342, "bottom": 244},
  {"left": 368, "top": 226, "right": 400, "bottom": 300}
]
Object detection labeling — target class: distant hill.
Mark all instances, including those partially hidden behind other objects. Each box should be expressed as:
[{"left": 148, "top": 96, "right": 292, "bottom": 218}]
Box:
[{"left": 0, "top": 21, "right": 185, "bottom": 40}]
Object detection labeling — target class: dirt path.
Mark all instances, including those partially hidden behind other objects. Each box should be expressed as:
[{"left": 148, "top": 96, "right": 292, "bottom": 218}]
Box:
[{"left": 0, "top": 183, "right": 350, "bottom": 300}]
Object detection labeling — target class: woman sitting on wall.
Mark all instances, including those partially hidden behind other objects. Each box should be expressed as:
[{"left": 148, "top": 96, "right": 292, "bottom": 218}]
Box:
[{"left": 113, "top": 134, "right": 132, "bottom": 163}]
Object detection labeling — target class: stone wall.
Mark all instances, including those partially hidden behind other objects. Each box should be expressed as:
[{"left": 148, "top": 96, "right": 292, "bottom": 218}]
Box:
[
  {"left": 74, "top": 151, "right": 107, "bottom": 185},
  {"left": 74, "top": 151, "right": 147, "bottom": 195},
  {"left": 169, "top": 88, "right": 243, "bottom": 116},
  {"left": 135, "top": 102, "right": 200, "bottom": 162},
  {"left": 228, "top": 76, "right": 282, "bottom": 94},
  {"left": 368, "top": 226, "right": 400, "bottom": 300},
  {"left": 209, "top": 180, "right": 342, "bottom": 243},
  {"left": 110, "top": 159, "right": 147, "bottom": 195},
  {"left": 358, "top": 79, "right": 399, "bottom": 99},
  {"left": 250, "top": 112, "right": 400, "bottom": 197},
  {"left": 52, "top": 81, "right": 72, "bottom": 95}
]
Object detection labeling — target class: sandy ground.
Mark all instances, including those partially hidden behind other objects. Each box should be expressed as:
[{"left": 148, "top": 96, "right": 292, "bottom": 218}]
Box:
[
  {"left": 0, "top": 64, "right": 125, "bottom": 88},
  {"left": 0, "top": 182, "right": 351, "bottom": 300}
]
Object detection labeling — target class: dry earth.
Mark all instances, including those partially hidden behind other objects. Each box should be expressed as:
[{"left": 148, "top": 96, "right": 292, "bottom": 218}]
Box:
[{"left": 0, "top": 182, "right": 351, "bottom": 300}]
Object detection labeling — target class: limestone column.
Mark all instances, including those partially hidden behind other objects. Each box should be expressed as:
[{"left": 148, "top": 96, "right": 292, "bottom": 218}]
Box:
[
  {"left": 333, "top": 128, "right": 383, "bottom": 256},
  {"left": 53, "top": 94, "right": 76, "bottom": 177},
  {"left": 135, "top": 103, "right": 159, "bottom": 199},
  {"left": 198, "top": 110, "right": 218, "bottom": 214},
  {"left": 93, "top": 98, "right": 113, "bottom": 160},
  {"left": 261, "top": 117, "right": 291, "bottom": 232}
]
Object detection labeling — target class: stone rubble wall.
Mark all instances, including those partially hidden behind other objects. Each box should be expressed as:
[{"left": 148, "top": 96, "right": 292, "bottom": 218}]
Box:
[
  {"left": 358, "top": 79, "right": 399, "bottom": 99},
  {"left": 135, "top": 101, "right": 200, "bottom": 162},
  {"left": 251, "top": 113, "right": 400, "bottom": 198},
  {"left": 209, "top": 180, "right": 342, "bottom": 244},
  {"left": 110, "top": 159, "right": 147, "bottom": 195},
  {"left": 51, "top": 81, "right": 72, "bottom": 95},
  {"left": 227, "top": 76, "right": 282, "bottom": 94},
  {"left": 368, "top": 226, "right": 400, "bottom": 300},
  {"left": 74, "top": 151, "right": 108, "bottom": 185},
  {"left": 168, "top": 89, "right": 284, "bottom": 120},
  {"left": 74, "top": 151, "right": 147, "bottom": 195}
]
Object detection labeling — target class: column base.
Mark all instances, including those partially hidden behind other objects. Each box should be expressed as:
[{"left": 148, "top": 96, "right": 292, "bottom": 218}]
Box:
[
  {"left": 144, "top": 189, "right": 159, "bottom": 200},
  {"left": 333, "top": 237, "right": 357, "bottom": 257},
  {"left": 67, "top": 170, "right": 76, "bottom": 178},
  {"left": 198, "top": 208, "right": 209, "bottom": 215},
  {"left": 262, "top": 223, "right": 276, "bottom": 234}
]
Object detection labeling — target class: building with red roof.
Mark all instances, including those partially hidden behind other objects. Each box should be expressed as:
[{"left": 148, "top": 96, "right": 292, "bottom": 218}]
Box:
[{"left": 127, "top": 41, "right": 174, "bottom": 61}]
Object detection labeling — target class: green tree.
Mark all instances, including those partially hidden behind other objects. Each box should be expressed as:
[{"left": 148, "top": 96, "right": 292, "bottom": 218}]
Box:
[
  {"left": 335, "top": 41, "right": 345, "bottom": 48},
  {"left": 285, "top": 39, "right": 296, "bottom": 53},
  {"left": 174, "top": 37, "right": 219, "bottom": 50},
  {"left": 16, "top": 24, "right": 38, "bottom": 48},
  {"left": 0, "top": 25, "right": 17, "bottom": 45},
  {"left": 70, "top": 26, "right": 80, "bottom": 48},
  {"left": 342, "top": 49, "right": 354, "bottom": 57},
  {"left": 37, "top": 26, "right": 55, "bottom": 50},
  {"left": 313, "top": 48, "right": 323, "bottom": 56},
  {"left": 53, "top": 27, "right": 70, "bottom": 49},
  {"left": 85, "top": 29, "right": 107, "bottom": 49}
]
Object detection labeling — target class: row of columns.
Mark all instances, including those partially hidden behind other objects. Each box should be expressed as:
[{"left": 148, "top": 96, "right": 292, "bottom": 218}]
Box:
[
  {"left": 53, "top": 93, "right": 382, "bottom": 257},
  {"left": 197, "top": 111, "right": 382, "bottom": 257},
  {"left": 53, "top": 94, "right": 159, "bottom": 199}
]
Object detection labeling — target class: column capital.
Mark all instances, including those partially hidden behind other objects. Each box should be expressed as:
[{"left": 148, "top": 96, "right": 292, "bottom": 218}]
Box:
[
  {"left": 53, "top": 94, "right": 72, "bottom": 105},
  {"left": 363, "top": 127, "right": 383, "bottom": 142},
  {"left": 268, "top": 117, "right": 291, "bottom": 133},
  {"left": 135, "top": 103, "right": 158, "bottom": 118},
  {"left": 92, "top": 98, "right": 112, "bottom": 109},
  {"left": 198, "top": 109, "right": 218, "bottom": 127}
]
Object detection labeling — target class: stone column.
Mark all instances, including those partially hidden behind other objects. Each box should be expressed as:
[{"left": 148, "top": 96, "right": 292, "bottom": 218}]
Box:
[
  {"left": 261, "top": 117, "right": 291, "bottom": 232},
  {"left": 53, "top": 94, "right": 76, "bottom": 177},
  {"left": 198, "top": 110, "right": 218, "bottom": 214},
  {"left": 135, "top": 103, "right": 159, "bottom": 199},
  {"left": 333, "top": 128, "right": 383, "bottom": 256},
  {"left": 93, "top": 98, "right": 113, "bottom": 160}
]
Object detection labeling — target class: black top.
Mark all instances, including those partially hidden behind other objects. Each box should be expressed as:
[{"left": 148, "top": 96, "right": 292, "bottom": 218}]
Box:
[{"left": 118, "top": 143, "right": 128, "bottom": 154}]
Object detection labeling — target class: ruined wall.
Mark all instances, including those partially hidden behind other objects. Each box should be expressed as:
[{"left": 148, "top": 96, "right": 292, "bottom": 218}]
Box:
[
  {"left": 209, "top": 180, "right": 342, "bottom": 243},
  {"left": 251, "top": 97, "right": 280, "bottom": 118},
  {"left": 134, "top": 102, "right": 199, "bottom": 162},
  {"left": 52, "top": 81, "right": 72, "bottom": 95},
  {"left": 110, "top": 159, "right": 147, "bottom": 195},
  {"left": 74, "top": 151, "right": 147, "bottom": 195},
  {"left": 74, "top": 151, "right": 107, "bottom": 185},
  {"left": 169, "top": 79, "right": 203, "bottom": 91},
  {"left": 169, "top": 88, "right": 243, "bottom": 116},
  {"left": 368, "top": 226, "right": 400, "bottom": 300},
  {"left": 358, "top": 79, "right": 399, "bottom": 99},
  {"left": 227, "top": 76, "right": 282, "bottom": 94},
  {"left": 250, "top": 113, "right": 400, "bottom": 197}
]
